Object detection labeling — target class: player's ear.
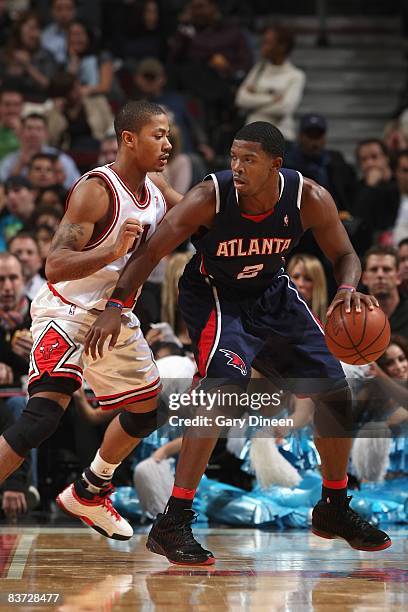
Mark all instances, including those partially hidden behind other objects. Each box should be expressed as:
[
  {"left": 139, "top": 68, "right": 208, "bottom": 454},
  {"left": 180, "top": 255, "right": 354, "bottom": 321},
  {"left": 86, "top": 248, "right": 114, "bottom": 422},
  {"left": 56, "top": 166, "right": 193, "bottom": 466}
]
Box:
[
  {"left": 122, "top": 130, "right": 136, "bottom": 148},
  {"left": 271, "top": 155, "right": 283, "bottom": 170}
]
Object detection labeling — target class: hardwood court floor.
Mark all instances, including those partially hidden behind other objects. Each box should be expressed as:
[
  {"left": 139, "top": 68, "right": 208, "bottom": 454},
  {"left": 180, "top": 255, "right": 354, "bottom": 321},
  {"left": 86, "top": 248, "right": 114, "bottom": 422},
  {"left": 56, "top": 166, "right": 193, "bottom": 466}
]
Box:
[{"left": 0, "top": 526, "right": 406, "bottom": 611}]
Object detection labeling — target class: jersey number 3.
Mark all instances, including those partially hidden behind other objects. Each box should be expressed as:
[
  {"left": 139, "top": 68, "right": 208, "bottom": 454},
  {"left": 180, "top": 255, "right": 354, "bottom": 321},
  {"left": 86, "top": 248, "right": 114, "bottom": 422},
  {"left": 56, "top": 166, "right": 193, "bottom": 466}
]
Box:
[{"left": 237, "top": 264, "right": 264, "bottom": 279}]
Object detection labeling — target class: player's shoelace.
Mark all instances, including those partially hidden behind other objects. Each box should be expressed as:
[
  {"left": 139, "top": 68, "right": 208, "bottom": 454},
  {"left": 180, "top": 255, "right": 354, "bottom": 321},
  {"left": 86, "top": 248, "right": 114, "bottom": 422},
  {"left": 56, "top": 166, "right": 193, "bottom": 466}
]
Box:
[
  {"left": 92, "top": 485, "right": 121, "bottom": 522},
  {"left": 342, "top": 497, "right": 377, "bottom": 533}
]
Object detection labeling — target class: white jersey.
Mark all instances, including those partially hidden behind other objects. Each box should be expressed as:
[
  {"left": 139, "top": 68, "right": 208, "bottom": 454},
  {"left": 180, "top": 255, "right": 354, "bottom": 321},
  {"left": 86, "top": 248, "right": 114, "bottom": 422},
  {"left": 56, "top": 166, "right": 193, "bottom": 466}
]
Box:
[{"left": 47, "top": 164, "right": 166, "bottom": 311}]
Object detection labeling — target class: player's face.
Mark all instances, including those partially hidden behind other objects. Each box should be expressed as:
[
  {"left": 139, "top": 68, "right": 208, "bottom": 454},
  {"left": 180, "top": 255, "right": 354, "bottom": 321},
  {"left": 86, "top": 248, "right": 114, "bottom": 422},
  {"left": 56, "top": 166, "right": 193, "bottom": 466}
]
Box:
[
  {"left": 230, "top": 140, "right": 281, "bottom": 196},
  {"left": 398, "top": 244, "right": 408, "bottom": 281},
  {"left": 125, "top": 114, "right": 171, "bottom": 172},
  {"left": 362, "top": 254, "right": 400, "bottom": 296},
  {"left": 289, "top": 261, "right": 313, "bottom": 305},
  {"left": 383, "top": 343, "right": 408, "bottom": 381}
]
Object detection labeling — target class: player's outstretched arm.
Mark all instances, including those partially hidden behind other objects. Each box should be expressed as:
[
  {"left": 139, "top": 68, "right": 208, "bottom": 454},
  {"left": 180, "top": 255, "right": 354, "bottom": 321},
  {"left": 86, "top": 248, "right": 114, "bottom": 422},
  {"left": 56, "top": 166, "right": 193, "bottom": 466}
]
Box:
[
  {"left": 45, "top": 179, "right": 142, "bottom": 283},
  {"left": 84, "top": 181, "right": 216, "bottom": 358},
  {"left": 301, "top": 179, "right": 379, "bottom": 317}
]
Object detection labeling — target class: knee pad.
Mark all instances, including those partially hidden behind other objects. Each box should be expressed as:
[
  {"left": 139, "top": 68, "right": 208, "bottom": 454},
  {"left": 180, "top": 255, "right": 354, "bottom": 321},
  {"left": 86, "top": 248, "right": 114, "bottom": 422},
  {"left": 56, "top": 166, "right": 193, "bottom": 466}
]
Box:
[
  {"left": 314, "top": 382, "right": 354, "bottom": 437},
  {"left": 3, "top": 397, "right": 65, "bottom": 457},
  {"left": 119, "top": 404, "right": 168, "bottom": 438}
]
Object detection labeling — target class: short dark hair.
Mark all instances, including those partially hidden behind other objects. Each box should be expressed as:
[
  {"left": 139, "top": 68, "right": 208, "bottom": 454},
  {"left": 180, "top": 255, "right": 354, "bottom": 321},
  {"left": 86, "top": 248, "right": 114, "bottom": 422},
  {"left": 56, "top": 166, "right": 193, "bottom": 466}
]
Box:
[
  {"left": 8, "top": 231, "right": 40, "bottom": 252},
  {"left": 398, "top": 237, "right": 408, "bottom": 249},
  {"left": 114, "top": 100, "right": 166, "bottom": 143},
  {"left": 29, "top": 152, "right": 57, "bottom": 168},
  {"left": 0, "top": 80, "right": 24, "bottom": 100},
  {"left": 356, "top": 138, "right": 389, "bottom": 161},
  {"left": 234, "top": 121, "right": 285, "bottom": 157},
  {"left": 362, "top": 245, "right": 399, "bottom": 271},
  {"left": 378, "top": 334, "right": 408, "bottom": 367}
]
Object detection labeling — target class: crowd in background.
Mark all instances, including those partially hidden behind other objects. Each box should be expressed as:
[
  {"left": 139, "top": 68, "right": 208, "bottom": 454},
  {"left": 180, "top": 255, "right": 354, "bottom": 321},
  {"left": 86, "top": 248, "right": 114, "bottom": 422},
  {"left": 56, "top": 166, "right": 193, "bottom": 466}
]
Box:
[{"left": 0, "top": 0, "right": 407, "bottom": 522}]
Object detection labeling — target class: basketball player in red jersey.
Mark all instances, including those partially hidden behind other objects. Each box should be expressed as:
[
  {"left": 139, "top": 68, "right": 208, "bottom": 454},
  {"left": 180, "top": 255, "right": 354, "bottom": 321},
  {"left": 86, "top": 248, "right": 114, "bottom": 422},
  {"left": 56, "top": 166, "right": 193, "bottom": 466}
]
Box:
[
  {"left": 0, "top": 100, "right": 181, "bottom": 539},
  {"left": 85, "top": 121, "right": 391, "bottom": 563}
]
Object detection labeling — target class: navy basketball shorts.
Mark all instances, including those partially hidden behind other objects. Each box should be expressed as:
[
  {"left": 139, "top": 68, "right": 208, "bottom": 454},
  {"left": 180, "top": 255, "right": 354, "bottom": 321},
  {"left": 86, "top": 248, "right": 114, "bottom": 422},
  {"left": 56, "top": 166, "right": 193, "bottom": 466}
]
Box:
[{"left": 178, "top": 269, "right": 346, "bottom": 395}]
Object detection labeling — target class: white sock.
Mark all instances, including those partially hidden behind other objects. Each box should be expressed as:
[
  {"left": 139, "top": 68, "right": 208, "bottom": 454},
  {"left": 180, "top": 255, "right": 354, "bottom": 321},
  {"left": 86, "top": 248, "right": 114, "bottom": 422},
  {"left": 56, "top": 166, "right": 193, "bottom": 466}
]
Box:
[{"left": 83, "top": 450, "right": 121, "bottom": 492}]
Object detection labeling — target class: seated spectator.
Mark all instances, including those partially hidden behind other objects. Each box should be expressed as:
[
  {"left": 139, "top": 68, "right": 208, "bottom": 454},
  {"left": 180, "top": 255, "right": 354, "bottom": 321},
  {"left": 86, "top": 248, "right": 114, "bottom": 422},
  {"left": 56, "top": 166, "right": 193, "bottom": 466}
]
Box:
[
  {"left": 0, "top": 113, "right": 80, "bottom": 190},
  {"left": 41, "top": 0, "right": 76, "bottom": 65},
  {"left": 392, "top": 150, "right": 408, "bottom": 245},
  {"left": 35, "top": 224, "right": 54, "bottom": 267},
  {"left": 0, "top": 12, "right": 57, "bottom": 101},
  {"left": 163, "top": 122, "right": 206, "bottom": 194},
  {"left": 0, "top": 252, "right": 32, "bottom": 386},
  {"left": 398, "top": 237, "right": 408, "bottom": 297},
  {"left": 362, "top": 245, "right": 408, "bottom": 337},
  {"left": 65, "top": 21, "right": 114, "bottom": 98},
  {"left": 0, "top": 176, "right": 35, "bottom": 251},
  {"left": 0, "top": 83, "right": 24, "bottom": 161},
  {"left": 35, "top": 186, "right": 66, "bottom": 213},
  {"left": 284, "top": 113, "right": 357, "bottom": 213},
  {"left": 235, "top": 24, "right": 305, "bottom": 142},
  {"left": 97, "top": 133, "right": 118, "bottom": 166},
  {"left": 0, "top": 0, "right": 12, "bottom": 49},
  {"left": 47, "top": 72, "right": 114, "bottom": 151},
  {"left": 8, "top": 232, "right": 46, "bottom": 301},
  {"left": 27, "top": 152, "right": 57, "bottom": 193},
  {"left": 130, "top": 58, "right": 214, "bottom": 161},
  {"left": 169, "top": 0, "right": 252, "bottom": 152},
  {"left": 115, "top": 0, "right": 167, "bottom": 62},
  {"left": 286, "top": 253, "right": 328, "bottom": 324},
  {"left": 353, "top": 139, "right": 398, "bottom": 240},
  {"left": 161, "top": 251, "right": 194, "bottom": 352}
]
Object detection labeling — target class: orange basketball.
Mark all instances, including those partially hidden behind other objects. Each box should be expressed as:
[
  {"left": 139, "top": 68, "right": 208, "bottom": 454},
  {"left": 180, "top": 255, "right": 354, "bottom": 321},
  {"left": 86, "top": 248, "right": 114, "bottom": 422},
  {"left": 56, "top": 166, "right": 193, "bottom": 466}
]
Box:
[{"left": 324, "top": 302, "right": 391, "bottom": 365}]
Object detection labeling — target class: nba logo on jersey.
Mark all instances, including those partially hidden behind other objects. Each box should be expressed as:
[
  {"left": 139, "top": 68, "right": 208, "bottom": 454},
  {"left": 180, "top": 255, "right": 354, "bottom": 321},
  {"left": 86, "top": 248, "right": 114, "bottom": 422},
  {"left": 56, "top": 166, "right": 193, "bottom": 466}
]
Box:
[
  {"left": 284, "top": 214, "right": 289, "bottom": 226},
  {"left": 219, "top": 349, "right": 247, "bottom": 375}
]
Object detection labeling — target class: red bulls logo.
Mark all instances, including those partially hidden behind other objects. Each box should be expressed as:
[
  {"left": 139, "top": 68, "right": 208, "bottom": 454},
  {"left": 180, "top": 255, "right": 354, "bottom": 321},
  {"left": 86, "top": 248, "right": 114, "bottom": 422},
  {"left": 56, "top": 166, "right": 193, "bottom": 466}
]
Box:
[
  {"left": 39, "top": 340, "right": 59, "bottom": 360},
  {"left": 219, "top": 349, "right": 247, "bottom": 375}
]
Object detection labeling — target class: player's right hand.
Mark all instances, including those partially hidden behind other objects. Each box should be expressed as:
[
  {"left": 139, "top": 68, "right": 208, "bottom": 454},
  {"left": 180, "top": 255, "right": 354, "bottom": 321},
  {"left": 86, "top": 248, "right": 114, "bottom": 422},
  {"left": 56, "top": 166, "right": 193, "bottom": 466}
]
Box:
[
  {"left": 112, "top": 218, "right": 143, "bottom": 259},
  {"left": 84, "top": 308, "right": 122, "bottom": 359}
]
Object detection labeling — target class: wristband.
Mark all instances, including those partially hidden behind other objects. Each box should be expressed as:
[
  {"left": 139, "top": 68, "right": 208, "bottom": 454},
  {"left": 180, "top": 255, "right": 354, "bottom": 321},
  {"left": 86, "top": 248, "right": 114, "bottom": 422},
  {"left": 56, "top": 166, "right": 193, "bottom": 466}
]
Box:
[
  {"left": 338, "top": 284, "right": 356, "bottom": 292},
  {"left": 105, "top": 299, "right": 124, "bottom": 310}
]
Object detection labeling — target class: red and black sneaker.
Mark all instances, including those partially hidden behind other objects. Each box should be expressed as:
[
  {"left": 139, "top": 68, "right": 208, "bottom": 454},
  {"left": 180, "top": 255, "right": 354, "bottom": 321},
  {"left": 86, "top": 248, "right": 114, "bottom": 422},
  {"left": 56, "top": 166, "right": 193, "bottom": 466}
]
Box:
[
  {"left": 312, "top": 496, "right": 392, "bottom": 551},
  {"left": 146, "top": 510, "right": 215, "bottom": 565}
]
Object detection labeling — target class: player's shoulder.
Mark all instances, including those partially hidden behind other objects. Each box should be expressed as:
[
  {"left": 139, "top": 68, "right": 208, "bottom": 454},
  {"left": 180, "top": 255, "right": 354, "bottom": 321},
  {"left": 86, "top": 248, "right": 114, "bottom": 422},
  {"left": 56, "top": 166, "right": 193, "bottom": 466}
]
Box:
[{"left": 300, "top": 176, "right": 332, "bottom": 206}]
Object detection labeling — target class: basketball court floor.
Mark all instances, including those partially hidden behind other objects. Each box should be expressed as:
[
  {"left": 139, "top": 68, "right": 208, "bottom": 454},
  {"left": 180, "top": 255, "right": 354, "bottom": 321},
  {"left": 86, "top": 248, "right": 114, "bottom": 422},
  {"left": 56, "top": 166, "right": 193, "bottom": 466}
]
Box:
[{"left": 0, "top": 525, "right": 406, "bottom": 611}]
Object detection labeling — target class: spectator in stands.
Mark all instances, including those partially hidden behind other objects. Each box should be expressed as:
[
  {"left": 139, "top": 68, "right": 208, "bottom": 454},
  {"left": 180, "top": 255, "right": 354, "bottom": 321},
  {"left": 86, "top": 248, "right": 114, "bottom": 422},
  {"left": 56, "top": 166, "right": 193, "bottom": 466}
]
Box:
[
  {"left": 65, "top": 20, "right": 114, "bottom": 98},
  {"left": 0, "top": 84, "right": 23, "bottom": 161},
  {"left": 235, "top": 24, "right": 305, "bottom": 142},
  {"left": 42, "top": 0, "right": 76, "bottom": 64},
  {"left": 114, "top": 0, "right": 167, "bottom": 62},
  {"left": 161, "top": 251, "right": 194, "bottom": 352},
  {"left": 284, "top": 113, "right": 357, "bottom": 213},
  {"left": 353, "top": 139, "right": 398, "bottom": 239},
  {"left": 131, "top": 57, "right": 214, "bottom": 161},
  {"left": 0, "top": 252, "right": 32, "bottom": 385},
  {"left": 8, "top": 233, "right": 45, "bottom": 301},
  {"left": 286, "top": 254, "right": 328, "bottom": 324},
  {"left": 0, "top": 0, "right": 12, "bottom": 49},
  {"left": 398, "top": 237, "right": 408, "bottom": 297},
  {"left": 362, "top": 245, "right": 408, "bottom": 338},
  {"left": 0, "top": 177, "right": 36, "bottom": 251},
  {"left": 0, "top": 113, "right": 80, "bottom": 190},
  {"left": 0, "top": 12, "right": 57, "bottom": 101},
  {"left": 97, "top": 134, "right": 117, "bottom": 166},
  {"left": 392, "top": 150, "right": 408, "bottom": 245},
  {"left": 169, "top": 0, "right": 252, "bottom": 152},
  {"left": 35, "top": 224, "right": 54, "bottom": 267},
  {"left": 163, "top": 122, "right": 206, "bottom": 194},
  {"left": 47, "top": 72, "right": 113, "bottom": 151},
  {"left": 32, "top": 204, "right": 64, "bottom": 228},
  {"left": 27, "top": 153, "right": 57, "bottom": 193}
]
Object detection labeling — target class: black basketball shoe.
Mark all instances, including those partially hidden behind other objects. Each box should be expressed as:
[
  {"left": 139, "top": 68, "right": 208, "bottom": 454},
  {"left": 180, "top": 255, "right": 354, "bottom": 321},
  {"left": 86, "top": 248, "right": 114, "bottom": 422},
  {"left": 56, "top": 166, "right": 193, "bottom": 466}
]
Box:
[
  {"left": 312, "top": 496, "right": 392, "bottom": 551},
  {"left": 146, "top": 509, "right": 215, "bottom": 565}
]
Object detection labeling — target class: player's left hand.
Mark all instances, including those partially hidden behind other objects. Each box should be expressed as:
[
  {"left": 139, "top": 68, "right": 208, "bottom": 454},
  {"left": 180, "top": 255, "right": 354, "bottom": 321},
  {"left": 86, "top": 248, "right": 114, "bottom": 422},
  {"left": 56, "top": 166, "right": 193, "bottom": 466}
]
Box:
[
  {"left": 327, "top": 290, "right": 379, "bottom": 318},
  {"left": 84, "top": 308, "right": 122, "bottom": 359}
]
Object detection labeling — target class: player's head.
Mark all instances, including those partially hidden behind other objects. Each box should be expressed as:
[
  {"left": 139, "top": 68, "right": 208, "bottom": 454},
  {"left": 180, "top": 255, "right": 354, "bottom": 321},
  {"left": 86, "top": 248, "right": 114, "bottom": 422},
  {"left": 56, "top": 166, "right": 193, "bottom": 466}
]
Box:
[
  {"left": 114, "top": 100, "right": 171, "bottom": 172},
  {"left": 231, "top": 122, "right": 284, "bottom": 196}
]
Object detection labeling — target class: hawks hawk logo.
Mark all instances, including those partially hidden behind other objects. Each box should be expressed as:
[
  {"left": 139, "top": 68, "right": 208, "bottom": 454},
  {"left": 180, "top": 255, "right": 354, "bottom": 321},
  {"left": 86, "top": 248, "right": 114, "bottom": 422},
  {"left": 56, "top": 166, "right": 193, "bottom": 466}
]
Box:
[
  {"left": 284, "top": 214, "right": 289, "bottom": 226},
  {"left": 219, "top": 349, "right": 247, "bottom": 375}
]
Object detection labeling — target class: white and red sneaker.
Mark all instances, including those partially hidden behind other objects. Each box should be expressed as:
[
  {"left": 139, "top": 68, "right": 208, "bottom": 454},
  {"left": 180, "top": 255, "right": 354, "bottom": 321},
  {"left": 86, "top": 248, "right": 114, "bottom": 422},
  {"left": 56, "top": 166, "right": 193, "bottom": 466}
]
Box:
[{"left": 56, "top": 482, "right": 133, "bottom": 540}]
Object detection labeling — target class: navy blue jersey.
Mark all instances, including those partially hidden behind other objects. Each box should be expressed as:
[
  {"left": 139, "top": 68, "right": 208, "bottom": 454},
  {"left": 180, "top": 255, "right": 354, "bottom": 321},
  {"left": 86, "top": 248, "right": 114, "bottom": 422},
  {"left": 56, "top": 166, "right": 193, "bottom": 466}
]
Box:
[{"left": 190, "top": 168, "right": 304, "bottom": 295}]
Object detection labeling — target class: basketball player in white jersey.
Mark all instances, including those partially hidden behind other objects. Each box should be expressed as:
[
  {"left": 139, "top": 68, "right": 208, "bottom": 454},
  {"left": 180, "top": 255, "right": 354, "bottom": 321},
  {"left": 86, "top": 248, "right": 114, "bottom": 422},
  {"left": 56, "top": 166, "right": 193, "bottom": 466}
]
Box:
[{"left": 0, "top": 100, "right": 181, "bottom": 539}]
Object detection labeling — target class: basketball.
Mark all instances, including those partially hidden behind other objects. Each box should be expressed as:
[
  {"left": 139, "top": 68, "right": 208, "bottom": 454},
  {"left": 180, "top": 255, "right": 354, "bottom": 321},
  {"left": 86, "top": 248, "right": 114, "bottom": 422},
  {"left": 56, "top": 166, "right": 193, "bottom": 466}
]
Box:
[{"left": 324, "top": 302, "right": 391, "bottom": 365}]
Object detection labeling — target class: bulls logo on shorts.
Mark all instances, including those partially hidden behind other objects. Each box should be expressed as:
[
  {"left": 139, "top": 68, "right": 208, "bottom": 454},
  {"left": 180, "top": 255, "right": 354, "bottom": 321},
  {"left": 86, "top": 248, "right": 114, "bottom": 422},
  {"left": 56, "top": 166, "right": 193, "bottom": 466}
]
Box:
[
  {"left": 219, "top": 349, "right": 247, "bottom": 375},
  {"left": 29, "top": 322, "right": 82, "bottom": 385}
]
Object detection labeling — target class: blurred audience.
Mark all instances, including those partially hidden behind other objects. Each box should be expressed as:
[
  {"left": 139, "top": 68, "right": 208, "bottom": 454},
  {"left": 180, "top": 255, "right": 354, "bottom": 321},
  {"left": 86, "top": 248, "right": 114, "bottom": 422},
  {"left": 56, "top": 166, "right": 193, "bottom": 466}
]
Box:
[
  {"left": 398, "top": 237, "right": 408, "bottom": 297},
  {"left": 97, "top": 134, "right": 118, "bottom": 166},
  {"left": 0, "top": 113, "right": 80, "bottom": 189},
  {"left": 392, "top": 150, "right": 408, "bottom": 245},
  {"left": 0, "top": 176, "right": 35, "bottom": 250},
  {"left": 8, "top": 232, "right": 45, "bottom": 301},
  {"left": 287, "top": 253, "right": 328, "bottom": 324},
  {"left": 236, "top": 24, "right": 305, "bottom": 141},
  {"left": 27, "top": 152, "right": 57, "bottom": 192},
  {"left": 0, "top": 83, "right": 23, "bottom": 160},
  {"left": 41, "top": 0, "right": 76, "bottom": 64}
]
